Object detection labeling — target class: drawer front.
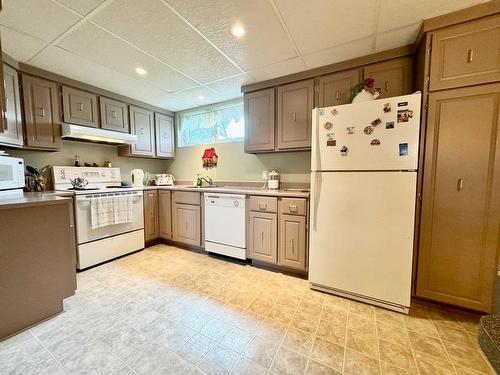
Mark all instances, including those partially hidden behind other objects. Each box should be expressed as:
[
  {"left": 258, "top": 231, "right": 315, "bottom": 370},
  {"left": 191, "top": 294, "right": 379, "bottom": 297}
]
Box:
[
  {"left": 249, "top": 196, "right": 277, "bottom": 213},
  {"left": 280, "top": 198, "right": 306, "bottom": 216},
  {"left": 430, "top": 15, "right": 500, "bottom": 91},
  {"left": 173, "top": 191, "right": 201, "bottom": 205}
]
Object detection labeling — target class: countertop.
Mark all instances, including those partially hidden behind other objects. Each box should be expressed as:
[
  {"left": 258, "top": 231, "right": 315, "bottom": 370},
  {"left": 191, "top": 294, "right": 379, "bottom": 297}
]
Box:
[
  {"left": 143, "top": 185, "right": 310, "bottom": 198},
  {"left": 0, "top": 191, "right": 72, "bottom": 209}
]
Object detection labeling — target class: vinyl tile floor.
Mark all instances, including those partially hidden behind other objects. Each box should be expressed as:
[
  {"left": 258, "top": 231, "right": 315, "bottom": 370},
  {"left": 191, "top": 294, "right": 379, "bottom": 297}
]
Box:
[{"left": 0, "top": 244, "right": 494, "bottom": 375}]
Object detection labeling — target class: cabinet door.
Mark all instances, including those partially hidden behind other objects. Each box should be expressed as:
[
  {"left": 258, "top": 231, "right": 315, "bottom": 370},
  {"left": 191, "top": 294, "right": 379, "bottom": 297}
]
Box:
[
  {"left": 22, "top": 74, "right": 61, "bottom": 149},
  {"left": 416, "top": 84, "right": 500, "bottom": 312},
  {"left": 100, "top": 97, "right": 129, "bottom": 133},
  {"left": 0, "top": 64, "right": 23, "bottom": 147},
  {"left": 364, "top": 57, "right": 413, "bottom": 99},
  {"left": 159, "top": 190, "right": 172, "bottom": 240},
  {"left": 172, "top": 203, "right": 201, "bottom": 246},
  {"left": 248, "top": 211, "right": 277, "bottom": 264},
  {"left": 429, "top": 15, "right": 500, "bottom": 91},
  {"left": 318, "top": 69, "right": 361, "bottom": 107},
  {"left": 244, "top": 88, "right": 275, "bottom": 152},
  {"left": 278, "top": 214, "right": 306, "bottom": 271},
  {"left": 155, "top": 113, "right": 175, "bottom": 158},
  {"left": 130, "top": 106, "right": 155, "bottom": 157},
  {"left": 277, "top": 79, "right": 314, "bottom": 150},
  {"left": 62, "top": 86, "right": 99, "bottom": 128},
  {"left": 144, "top": 190, "right": 159, "bottom": 242}
]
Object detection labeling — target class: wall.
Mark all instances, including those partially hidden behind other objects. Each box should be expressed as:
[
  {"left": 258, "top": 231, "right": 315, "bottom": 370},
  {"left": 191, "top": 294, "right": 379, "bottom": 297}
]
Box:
[
  {"left": 7, "top": 141, "right": 168, "bottom": 184},
  {"left": 164, "top": 142, "right": 311, "bottom": 184}
]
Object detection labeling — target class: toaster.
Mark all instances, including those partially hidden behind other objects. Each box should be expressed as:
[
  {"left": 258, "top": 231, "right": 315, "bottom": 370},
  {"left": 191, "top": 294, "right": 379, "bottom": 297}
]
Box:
[{"left": 153, "top": 174, "right": 175, "bottom": 186}]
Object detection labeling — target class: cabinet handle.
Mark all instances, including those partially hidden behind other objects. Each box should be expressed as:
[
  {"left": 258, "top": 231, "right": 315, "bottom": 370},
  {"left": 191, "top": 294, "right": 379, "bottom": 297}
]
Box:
[
  {"left": 185, "top": 221, "right": 188, "bottom": 231},
  {"left": 291, "top": 239, "right": 294, "bottom": 254},
  {"left": 292, "top": 112, "right": 296, "bottom": 121},
  {"left": 261, "top": 231, "right": 264, "bottom": 245},
  {"left": 78, "top": 103, "right": 83, "bottom": 111},
  {"left": 111, "top": 110, "right": 117, "bottom": 118},
  {"left": 384, "top": 81, "right": 389, "bottom": 92},
  {"left": 258, "top": 203, "right": 267, "bottom": 210},
  {"left": 39, "top": 107, "right": 46, "bottom": 117},
  {"left": 457, "top": 178, "right": 464, "bottom": 191},
  {"left": 289, "top": 204, "right": 298, "bottom": 213},
  {"left": 467, "top": 49, "right": 474, "bottom": 63},
  {"left": 335, "top": 90, "right": 339, "bottom": 100}
]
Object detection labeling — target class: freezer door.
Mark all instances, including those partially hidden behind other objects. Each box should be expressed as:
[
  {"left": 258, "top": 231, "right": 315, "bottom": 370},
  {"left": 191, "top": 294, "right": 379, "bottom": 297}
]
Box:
[
  {"left": 312, "top": 93, "right": 421, "bottom": 171},
  {"left": 309, "top": 171, "right": 417, "bottom": 307}
]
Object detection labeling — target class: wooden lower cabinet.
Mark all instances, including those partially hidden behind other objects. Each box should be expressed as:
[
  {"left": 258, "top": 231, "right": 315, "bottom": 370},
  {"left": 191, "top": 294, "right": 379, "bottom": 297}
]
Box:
[
  {"left": 144, "top": 190, "right": 159, "bottom": 242},
  {"left": 278, "top": 214, "right": 306, "bottom": 271},
  {"left": 416, "top": 83, "right": 500, "bottom": 312},
  {"left": 248, "top": 211, "right": 277, "bottom": 264},
  {"left": 159, "top": 190, "right": 172, "bottom": 240},
  {"left": 172, "top": 203, "right": 201, "bottom": 247}
]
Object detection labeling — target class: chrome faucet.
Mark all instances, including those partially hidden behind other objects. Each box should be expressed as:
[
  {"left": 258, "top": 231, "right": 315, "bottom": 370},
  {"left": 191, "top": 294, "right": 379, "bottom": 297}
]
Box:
[{"left": 201, "top": 176, "right": 213, "bottom": 185}]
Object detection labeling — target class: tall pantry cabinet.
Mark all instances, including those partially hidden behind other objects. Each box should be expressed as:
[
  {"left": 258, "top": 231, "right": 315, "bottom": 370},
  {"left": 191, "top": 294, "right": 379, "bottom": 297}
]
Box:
[{"left": 415, "top": 14, "right": 500, "bottom": 312}]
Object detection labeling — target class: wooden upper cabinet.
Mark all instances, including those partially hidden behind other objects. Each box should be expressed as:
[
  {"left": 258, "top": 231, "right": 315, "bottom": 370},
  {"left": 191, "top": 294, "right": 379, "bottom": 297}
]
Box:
[
  {"left": 21, "top": 74, "right": 61, "bottom": 150},
  {"left": 364, "top": 57, "right": 413, "bottom": 99},
  {"left": 277, "top": 79, "right": 314, "bottom": 150},
  {"left": 318, "top": 69, "right": 361, "bottom": 107},
  {"left": 416, "top": 83, "right": 500, "bottom": 312},
  {"left": 100, "top": 97, "right": 129, "bottom": 133},
  {"left": 144, "top": 190, "right": 159, "bottom": 242},
  {"left": 0, "top": 64, "right": 23, "bottom": 147},
  {"left": 429, "top": 15, "right": 500, "bottom": 91},
  {"left": 244, "top": 88, "right": 275, "bottom": 153},
  {"left": 62, "top": 86, "right": 99, "bottom": 128},
  {"left": 119, "top": 106, "right": 155, "bottom": 157},
  {"left": 155, "top": 113, "right": 175, "bottom": 158}
]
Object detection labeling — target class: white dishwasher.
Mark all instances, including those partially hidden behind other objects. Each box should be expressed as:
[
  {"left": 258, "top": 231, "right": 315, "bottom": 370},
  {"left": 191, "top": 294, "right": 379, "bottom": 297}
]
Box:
[{"left": 204, "top": 193, "right": 246, "bottom": 259}]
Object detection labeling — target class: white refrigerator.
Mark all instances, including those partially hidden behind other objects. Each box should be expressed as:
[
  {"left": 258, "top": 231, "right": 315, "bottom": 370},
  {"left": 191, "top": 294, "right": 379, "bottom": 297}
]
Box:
[{"left": 309, "top": 93, "right": 421, "bottom": 313}]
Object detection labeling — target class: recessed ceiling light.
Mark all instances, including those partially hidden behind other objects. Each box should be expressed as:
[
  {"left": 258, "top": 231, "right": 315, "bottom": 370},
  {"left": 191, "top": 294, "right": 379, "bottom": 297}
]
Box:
[
  {"left": 135, "top": 67, "right": 147, "bottom": 76},
  {"left": 197, "top": 95, "right": 205, "bottom": 100},
  {"left": 230, "top": 24, "right": 246, "bottom": 38}
]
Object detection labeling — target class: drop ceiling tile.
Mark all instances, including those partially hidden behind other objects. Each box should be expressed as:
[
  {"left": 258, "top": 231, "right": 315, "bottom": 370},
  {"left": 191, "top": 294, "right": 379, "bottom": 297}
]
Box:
[
  {"left": 31, "top": 46, "right": 166, "bottom": 102},
  {"left": 56, "top": 0, "right": 105, "bottom": 16},
  {"left": 375, "top": 23, "right": 420, "bottom": 52},
  {"left": 0, "top": 26, "right": 47, "bottom": 62},
  {"left": 92, "top": 0, "right": 241, "bottom": 83},
  {"left": 378, "top": 0, "right": 482, "bottom": 32},
  {"left": 303, "top": 37, "right": 373, "bottom": 69},
  {"left": 248, "top": 57, "right": 307, "bottom": 82},
  {"left": 274, "top": 0, "right": 377, "bottom": 55},
  {"left": 206, "top": 74, "right": 254, "bottom": 97},
  {"left": 57, "top": 22, "right": 197, "bottom": 93},
  {"left": 0, "top": 0, "right": 81, "bottom": 41},
  {"left": 166, "top": 0, "right": 297, "bottom": 71}
]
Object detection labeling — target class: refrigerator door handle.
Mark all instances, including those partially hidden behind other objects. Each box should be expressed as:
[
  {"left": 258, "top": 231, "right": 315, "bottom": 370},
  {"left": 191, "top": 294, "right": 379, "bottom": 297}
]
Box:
[{"left": 311, "top": 172, "right": 322, "bottom": 231}]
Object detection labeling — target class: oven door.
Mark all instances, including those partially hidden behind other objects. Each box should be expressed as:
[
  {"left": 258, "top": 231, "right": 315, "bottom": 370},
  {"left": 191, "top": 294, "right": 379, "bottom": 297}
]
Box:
[{"left": 75, "top": 191, "right": 144, "bottom": 244}]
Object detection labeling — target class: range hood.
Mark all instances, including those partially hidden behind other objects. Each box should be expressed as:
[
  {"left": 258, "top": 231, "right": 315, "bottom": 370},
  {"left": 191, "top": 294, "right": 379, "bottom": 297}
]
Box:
[{"left": 61, "top": 123, "right": 137, "bottom": 145}]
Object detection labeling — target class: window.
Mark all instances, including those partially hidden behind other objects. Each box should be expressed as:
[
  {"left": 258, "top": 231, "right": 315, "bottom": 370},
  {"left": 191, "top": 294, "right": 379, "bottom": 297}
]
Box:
[{"left": 177, "top": 100, "right": 244, "bottom": 147}]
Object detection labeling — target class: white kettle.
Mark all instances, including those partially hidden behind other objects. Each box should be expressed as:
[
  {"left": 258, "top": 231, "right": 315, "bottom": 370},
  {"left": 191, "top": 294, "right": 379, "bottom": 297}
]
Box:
[{"left": 131, "top": 169, "right": 145, "bottom": 187}]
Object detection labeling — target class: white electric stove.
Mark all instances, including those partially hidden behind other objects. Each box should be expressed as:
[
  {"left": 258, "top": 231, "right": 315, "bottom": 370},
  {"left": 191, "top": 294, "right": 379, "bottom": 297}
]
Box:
[{"left": 53, "top": 166, "right": 145, "bottom": 270}]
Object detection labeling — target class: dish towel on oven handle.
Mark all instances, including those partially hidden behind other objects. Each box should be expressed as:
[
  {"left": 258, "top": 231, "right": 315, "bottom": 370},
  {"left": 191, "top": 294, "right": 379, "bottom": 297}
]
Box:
[
  {"left": 90, "top": 196, "right": 115, "bottom": 229},
  {"left": 113, "top": 195, "right": 134, "bottom": 224}
]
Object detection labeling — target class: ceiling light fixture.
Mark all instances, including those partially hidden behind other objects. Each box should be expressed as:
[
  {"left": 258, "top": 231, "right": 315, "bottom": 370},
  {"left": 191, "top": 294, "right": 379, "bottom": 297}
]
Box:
[
  {"left": 197, "top": 95, "right": 205, "bottom": 100},
  {"left": 135, "top": 67, "right": 147, "bottom": 76},
  {"left": 230, "top": 24, "right": 246, "bottom": 38}
]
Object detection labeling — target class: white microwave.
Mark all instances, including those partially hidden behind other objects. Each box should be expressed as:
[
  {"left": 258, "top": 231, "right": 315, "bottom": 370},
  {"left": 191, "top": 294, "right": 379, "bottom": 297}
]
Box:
[{"left": 0, "top": 156, "right": 25, "bottom": 190}]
